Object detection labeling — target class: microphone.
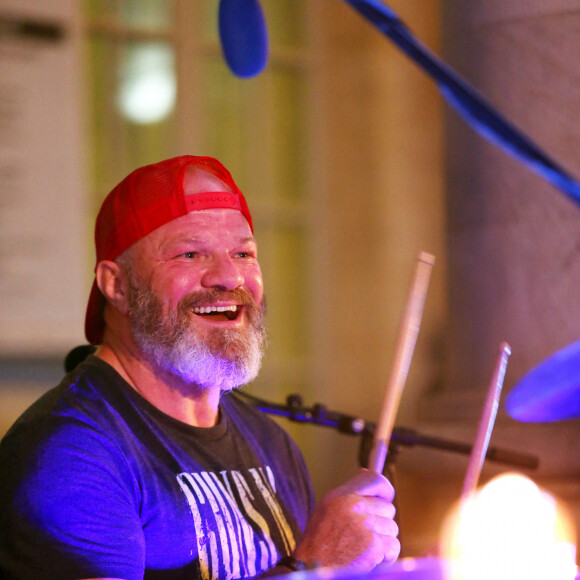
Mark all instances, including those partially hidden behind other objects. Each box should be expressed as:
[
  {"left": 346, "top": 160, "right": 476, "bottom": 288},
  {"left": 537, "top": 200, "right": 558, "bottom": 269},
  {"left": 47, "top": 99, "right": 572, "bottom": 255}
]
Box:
[{"left": 218, "top": 0, "right": 269, "bottom": 78}]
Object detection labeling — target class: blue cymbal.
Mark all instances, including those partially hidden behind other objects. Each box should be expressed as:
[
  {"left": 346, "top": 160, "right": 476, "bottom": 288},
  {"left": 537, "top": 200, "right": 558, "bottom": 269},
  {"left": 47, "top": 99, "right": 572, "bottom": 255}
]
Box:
[{"left": 506, "top": 340, "right": 580, "bottom": 422}]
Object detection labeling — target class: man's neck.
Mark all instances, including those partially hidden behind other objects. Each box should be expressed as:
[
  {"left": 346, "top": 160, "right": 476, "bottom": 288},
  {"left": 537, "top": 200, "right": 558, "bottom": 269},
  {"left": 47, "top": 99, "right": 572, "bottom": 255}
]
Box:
[{"left": 95, "top": 343, "right": 221, "bottom": 428}]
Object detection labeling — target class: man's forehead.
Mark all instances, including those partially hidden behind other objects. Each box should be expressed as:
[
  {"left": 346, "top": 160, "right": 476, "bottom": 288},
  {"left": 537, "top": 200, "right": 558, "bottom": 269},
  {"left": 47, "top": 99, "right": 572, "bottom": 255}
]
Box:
[{"left": 183, "top": 166, "right": 235, "bottom": 195}]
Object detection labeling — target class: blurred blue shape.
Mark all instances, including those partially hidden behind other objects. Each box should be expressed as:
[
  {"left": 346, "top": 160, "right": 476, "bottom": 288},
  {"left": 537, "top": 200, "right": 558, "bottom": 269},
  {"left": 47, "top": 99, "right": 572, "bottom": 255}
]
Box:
[
  {"left": 506, "top": 340, "right": 580, "bottom": 422},
  {"left": 343, "top": 0, "right": 580, "bottom": 207},
  {"left": 218, "top": 0, "right": 268, "bottom": 78}
]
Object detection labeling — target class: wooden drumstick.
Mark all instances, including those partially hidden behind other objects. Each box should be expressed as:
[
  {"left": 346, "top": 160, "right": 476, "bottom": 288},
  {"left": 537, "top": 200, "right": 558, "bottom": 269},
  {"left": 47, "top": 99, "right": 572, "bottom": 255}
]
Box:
[
  {"left": 368, "top": 251, "right": 435, "bottom": 474},
  {"left": 461, "top": 341, "right": 512, "bottom": 501}
]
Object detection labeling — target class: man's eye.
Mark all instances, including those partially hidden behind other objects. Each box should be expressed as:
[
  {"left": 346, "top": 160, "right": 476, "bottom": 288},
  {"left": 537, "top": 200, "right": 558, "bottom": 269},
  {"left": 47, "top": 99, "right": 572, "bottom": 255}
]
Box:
[
  {"left": 182, "top": 252, "right": 197, "bottom": 259},
  {"left": 236, "top": 252, "right": 254, "bottom": 259}
]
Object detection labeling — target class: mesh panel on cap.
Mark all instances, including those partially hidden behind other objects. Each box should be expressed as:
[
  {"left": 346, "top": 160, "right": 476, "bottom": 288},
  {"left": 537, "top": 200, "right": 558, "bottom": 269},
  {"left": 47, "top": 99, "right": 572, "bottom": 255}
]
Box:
[{"left": 134, "top": 165, "right": 179, "bottom": 207}]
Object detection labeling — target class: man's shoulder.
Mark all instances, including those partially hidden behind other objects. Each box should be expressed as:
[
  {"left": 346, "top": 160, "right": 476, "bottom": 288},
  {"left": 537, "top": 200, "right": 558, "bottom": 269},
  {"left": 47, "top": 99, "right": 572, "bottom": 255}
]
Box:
[
  {"left": 0, "top": 356, "right": 131, "bottom": 452},
  {"left": 0, "top": 355, "right": 145, "bottom": 495}
]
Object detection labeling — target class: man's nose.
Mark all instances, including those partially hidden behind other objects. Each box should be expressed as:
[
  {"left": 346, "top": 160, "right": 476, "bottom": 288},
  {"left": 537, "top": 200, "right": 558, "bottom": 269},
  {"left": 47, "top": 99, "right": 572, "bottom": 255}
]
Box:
[{"left": 201, "top": 255, "right": 244, "bottom": 290}]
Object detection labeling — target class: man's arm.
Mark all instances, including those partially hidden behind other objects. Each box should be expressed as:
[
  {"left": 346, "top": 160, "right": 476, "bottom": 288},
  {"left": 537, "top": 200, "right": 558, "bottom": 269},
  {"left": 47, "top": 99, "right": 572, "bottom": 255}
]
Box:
[{"left": 0, "top": 421, "right": 146, "bottom": 580}]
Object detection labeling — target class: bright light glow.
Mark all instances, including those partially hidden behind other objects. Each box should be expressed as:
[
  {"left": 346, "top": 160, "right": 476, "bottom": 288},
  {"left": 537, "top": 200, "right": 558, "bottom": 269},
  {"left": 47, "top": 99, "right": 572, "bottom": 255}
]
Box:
[
  {"left": 117, "top": 44, "right": 176, "bottom": 124},
  {"left": 441, "top": 473, "right": 577, "bottom": 580}
]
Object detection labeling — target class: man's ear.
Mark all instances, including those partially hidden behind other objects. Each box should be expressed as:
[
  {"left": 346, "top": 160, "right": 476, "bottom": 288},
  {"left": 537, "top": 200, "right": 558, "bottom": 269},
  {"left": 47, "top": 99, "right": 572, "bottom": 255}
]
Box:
[{"left": 95, "top": 260, "right": 130, "bottom": 315}]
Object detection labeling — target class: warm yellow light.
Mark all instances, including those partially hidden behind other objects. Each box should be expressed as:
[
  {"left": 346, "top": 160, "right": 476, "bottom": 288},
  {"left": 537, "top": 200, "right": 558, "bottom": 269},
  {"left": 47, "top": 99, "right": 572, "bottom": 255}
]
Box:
[{"left": 441, "top": 473, "right": 577, "bottom": 580}]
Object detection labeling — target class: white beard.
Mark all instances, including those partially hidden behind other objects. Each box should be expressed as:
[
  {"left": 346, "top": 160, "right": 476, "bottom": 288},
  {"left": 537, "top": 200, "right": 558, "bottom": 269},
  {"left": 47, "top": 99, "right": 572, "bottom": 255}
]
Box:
[{"left": 127, "top": 282, "right": 266, "bottom": 391}]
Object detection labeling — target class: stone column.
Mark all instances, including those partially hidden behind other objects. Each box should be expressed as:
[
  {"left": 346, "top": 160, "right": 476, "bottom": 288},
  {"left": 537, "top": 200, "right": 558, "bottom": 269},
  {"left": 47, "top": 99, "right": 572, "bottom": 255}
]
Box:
[
  {"left": 435, "top": 0, "right": 580, "bottom": 536},
  {"left": 443, "top": 1, "right": 580, "bottom": 401}
]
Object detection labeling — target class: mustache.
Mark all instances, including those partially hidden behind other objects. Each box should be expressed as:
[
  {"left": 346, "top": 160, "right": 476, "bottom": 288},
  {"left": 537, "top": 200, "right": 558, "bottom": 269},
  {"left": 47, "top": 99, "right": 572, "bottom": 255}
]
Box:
[{"left": 183, "top": 288, "right": 260, "bottom": 309}]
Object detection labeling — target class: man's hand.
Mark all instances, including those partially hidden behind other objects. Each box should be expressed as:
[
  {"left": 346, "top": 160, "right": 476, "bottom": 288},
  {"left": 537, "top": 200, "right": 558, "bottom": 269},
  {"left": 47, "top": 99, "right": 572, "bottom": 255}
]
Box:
[{"left": 294, "top": 469, "right": 400, "bottom": 570}]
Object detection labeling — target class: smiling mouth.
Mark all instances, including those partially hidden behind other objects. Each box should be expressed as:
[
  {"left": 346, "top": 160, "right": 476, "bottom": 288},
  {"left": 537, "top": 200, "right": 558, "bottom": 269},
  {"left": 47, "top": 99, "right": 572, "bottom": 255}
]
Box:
[{"left": 192, "top": 305, "right": 240, "bottom": 321}]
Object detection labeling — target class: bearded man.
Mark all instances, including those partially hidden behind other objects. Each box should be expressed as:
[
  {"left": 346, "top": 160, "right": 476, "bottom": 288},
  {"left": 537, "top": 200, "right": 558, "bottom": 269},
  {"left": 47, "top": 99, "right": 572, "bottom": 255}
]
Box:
[{"left": 0, "top": 156, "right": 400, "bottom": 580}]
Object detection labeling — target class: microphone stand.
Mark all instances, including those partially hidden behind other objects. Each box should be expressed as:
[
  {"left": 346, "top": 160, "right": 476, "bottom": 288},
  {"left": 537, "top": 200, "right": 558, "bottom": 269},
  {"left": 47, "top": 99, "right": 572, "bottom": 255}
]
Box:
[
  {"left": 234, "top": 390, "right": 540, "bottom": 550},
  {"left": 234, "top": 391, "right": 539, "bottom": 471},
  {"left": 62, "top": 345, "right": 539, "bottom": 470}
]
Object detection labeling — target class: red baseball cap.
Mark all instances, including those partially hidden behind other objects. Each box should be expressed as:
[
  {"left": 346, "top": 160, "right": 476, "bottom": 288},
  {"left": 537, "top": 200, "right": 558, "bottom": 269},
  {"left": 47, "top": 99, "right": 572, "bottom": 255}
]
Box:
[{"left": 84, "top": 155, "right": 253, "bottom": 345}]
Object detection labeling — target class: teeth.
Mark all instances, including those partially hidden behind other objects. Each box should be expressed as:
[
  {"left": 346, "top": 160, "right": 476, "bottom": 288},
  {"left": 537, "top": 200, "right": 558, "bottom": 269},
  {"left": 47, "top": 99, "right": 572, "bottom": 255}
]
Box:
[{"left": 192, "top": 305, "right": 238, "bottom": 315}]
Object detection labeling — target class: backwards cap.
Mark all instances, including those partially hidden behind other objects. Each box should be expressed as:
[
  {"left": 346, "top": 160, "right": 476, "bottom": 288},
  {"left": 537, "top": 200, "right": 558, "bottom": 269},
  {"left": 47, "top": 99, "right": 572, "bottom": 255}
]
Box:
[{"left": 84, "top": 155, "right": 253, "bottom": 345}]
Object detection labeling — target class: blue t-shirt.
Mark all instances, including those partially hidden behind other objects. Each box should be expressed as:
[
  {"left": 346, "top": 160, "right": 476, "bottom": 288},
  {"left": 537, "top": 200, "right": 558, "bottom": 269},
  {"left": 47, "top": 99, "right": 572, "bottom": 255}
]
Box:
[{"left": 0, "top": 356, "right": 314, "bottom": 580}]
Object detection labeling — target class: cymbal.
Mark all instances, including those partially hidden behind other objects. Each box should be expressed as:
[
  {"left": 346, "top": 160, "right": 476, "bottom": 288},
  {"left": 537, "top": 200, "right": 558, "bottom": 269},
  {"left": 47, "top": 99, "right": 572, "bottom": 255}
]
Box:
[{"left": 506, "top": 340, "right": 580, "bottom": 422}]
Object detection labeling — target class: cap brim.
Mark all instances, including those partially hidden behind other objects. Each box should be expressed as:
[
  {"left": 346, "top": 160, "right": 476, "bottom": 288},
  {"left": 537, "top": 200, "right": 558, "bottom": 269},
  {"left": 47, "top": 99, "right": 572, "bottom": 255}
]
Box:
[{"left": 84, "top": 279, "right": 106, "bottom": 345}]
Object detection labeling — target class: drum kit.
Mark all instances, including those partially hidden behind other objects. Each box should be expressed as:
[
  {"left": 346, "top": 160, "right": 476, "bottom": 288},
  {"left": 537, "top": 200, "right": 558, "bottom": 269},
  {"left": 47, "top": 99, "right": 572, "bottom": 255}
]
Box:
[
  {"left": 287, "top": 558, "right": 445, "bottom": 580},
  {"left": 274, "top": 335, "right": 580, "bottom": 579},
  {"left": 314, "top": 251, "right": 580, "bottom": 580},
  {"left": 505, "top": 339, "right": 580, "bottom": 423}
]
